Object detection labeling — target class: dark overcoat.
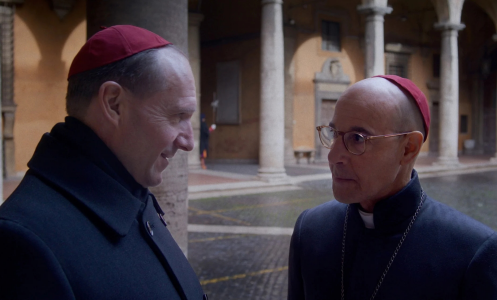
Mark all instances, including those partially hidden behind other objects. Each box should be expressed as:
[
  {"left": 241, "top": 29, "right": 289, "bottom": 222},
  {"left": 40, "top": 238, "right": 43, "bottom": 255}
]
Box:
[
  {"left": 0, "top": 118, "right": 205, "bottom": 300},
  {"left": 288, "top": 171, "right": 497, "bottom": 300}
]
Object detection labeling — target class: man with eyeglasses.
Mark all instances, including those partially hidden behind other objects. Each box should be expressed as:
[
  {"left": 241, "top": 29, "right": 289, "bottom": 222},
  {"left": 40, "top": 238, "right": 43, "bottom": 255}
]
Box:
[{"left": 288, "top": 75, "right": 497, "bottom": 300}]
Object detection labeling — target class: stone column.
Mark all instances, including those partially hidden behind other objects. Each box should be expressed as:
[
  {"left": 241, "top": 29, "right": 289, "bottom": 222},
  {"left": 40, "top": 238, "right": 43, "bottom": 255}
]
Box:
[
  {"left": 87, "top": 0, "right": 190, "bottom": 256},
  {"left": 493, "top": 34, "right": 497, "bottom": 163},
  {"left": 434, "top": 22, "right": 465, "bottom": 166},
  {"left": 188, "top": 13, "right": 203, "bottom": 170},
  {"left": 284, "top": 26, "right": 296, "bottom": 164},
  {"left": 493, "top": 73, "right": 497, "bottom": 163},
  {"left": 0, "top": 3, "right": 17, "bottom": 182},
  {"left": 258, "top": 0, "right": 286, "bottom": 180},
  {"left": 357, "top": 4, "right": 392, "bottom": 78}
]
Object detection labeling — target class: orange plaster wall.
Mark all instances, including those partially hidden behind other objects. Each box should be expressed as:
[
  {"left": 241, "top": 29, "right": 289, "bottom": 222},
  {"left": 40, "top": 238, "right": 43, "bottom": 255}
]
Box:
[
  {"left": 292, "top": 34, "right": 364, "bottom": 150},
  {"left": 408, "top": 50, "right": 434, "bottom": 154},
  {"left": 14, "top": 0, "right": 86, "bottom": 173},
  {"left": 200, "top": 39, "right": 261, "bottom": 160}
]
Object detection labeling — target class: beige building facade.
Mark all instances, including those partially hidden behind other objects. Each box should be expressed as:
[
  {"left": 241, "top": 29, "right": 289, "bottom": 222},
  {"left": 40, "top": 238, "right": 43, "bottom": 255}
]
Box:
[{"left": 3, "top": 0, "right": 497, "bottom": 178}]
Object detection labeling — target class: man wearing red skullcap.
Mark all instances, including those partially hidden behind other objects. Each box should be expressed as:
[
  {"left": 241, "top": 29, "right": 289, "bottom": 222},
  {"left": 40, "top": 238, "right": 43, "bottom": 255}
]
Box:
[
  {"left": 288, "top": 76, "right": 497, "bottom": 300},
  {"left": 0, "top": 25, "right": 207, "bottom": 300}
]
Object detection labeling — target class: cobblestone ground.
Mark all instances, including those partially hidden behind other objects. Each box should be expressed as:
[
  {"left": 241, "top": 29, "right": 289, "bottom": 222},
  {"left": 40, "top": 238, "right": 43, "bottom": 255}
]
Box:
[{"left": 188, "top": 170, "right": 497, "bottom": 299}]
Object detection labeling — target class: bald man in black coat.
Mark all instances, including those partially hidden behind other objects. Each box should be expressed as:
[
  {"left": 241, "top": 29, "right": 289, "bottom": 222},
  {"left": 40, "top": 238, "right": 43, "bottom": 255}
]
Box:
[{"left": 288, "top": 76, "right": 497, "bottom": 300}]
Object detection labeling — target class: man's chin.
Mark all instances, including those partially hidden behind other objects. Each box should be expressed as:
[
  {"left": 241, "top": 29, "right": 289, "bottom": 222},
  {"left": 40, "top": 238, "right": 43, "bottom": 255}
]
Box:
[
  {"left": 332, "top": 188, "right": 360, "bottom": 204},
  {"left": 148, "top": 176, "right": 164, "bottom": 187}
]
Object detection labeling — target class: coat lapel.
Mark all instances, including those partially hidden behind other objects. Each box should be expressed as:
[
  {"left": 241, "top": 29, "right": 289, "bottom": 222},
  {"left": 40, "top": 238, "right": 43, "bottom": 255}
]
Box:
[{"left": 141, "top": 197, "right": 204, "bottom": 300}]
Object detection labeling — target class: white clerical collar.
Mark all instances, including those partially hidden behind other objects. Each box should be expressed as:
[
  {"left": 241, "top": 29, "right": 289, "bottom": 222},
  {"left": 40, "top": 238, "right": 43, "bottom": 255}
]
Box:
[{"left": 358, "top": 209, "right": 375, "bottom": 229}]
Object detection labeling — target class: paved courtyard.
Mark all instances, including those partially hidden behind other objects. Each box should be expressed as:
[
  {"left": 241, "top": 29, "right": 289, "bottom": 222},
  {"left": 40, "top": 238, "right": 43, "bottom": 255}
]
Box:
[{"left": 188, "top": 170, "right": 497, "bottom": 299}]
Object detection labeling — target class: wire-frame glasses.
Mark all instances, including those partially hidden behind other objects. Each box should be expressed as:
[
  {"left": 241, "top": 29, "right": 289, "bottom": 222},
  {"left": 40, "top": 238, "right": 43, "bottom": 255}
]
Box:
[{"left": 316, "top": 125, "right": 418, "bottom": 155}]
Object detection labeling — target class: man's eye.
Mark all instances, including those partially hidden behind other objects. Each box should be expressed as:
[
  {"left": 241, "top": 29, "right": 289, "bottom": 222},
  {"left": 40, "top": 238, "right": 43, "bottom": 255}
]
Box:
[{"left": 351, "top": 133, "right": 365, "bottom": 143}]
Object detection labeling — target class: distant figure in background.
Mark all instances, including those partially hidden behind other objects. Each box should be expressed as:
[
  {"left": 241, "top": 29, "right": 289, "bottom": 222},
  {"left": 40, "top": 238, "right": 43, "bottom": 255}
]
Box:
[{"left": 200, "top": 113, "right": 215, "bottom": 169}]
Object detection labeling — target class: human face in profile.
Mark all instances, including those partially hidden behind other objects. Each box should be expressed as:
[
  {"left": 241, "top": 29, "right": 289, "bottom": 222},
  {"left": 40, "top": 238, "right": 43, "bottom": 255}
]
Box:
[{"left": 119, "top": 49, "right": 196, "bottom": 187}]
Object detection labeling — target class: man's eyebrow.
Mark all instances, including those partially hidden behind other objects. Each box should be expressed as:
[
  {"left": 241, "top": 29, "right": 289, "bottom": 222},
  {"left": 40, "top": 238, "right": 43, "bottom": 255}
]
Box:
[
  {"left": 329, "top": 123, "right": 373, "bottom": 135},
  {"left": 350, "top": 126, "right": 373, "bottom": 135}
]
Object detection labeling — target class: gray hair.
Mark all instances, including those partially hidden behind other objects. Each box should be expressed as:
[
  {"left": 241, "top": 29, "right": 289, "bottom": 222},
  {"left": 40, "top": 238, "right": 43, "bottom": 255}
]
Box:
[{"left": 66, "top": 46, "right": 169, "bottom": 118}]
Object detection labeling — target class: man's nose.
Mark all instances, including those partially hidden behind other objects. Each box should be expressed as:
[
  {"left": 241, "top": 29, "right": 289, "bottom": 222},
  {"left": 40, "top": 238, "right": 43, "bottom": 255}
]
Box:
[
  {"left": 328, "top": 136, "right": 348, "bottom": 164},
  {"left": 176, "top": 122, "right": 194, "bottom": 151}
]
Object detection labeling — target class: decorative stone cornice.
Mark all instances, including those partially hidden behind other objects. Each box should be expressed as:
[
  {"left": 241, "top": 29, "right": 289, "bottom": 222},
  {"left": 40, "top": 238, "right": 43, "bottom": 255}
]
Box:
[
  {"left": 434, "top": 22, "right": 466, "bottom": 31},
  {"left": 314, "top": 58, "right": 351, "bottom": 84},
  {"left": 262, "top": 0, "right": 283, "bottom": 5},
  {"left": 385, "top": 43, "right": 414, "bottom": 54},
  {"left": 357, "top": 4, "right": 392, "bottom": 16}
]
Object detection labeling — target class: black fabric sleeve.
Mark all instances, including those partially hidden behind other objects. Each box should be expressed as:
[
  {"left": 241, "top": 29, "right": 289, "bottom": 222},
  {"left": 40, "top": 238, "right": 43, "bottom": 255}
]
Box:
[
  {"left": 461, "top": 232, "right": 497, "bottom": 299},
  {"left": 288, "top": 209, "right": 308, "bottom": 300},
  {"left": 0, "top": 219, "right": 76, "bottom": 300}
]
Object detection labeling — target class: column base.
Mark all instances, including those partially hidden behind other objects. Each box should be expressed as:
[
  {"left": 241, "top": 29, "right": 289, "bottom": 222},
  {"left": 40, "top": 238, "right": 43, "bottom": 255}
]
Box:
[
  {"left": 257, "top": 167, "right": 287, "bottom": 182},
  {"left": 433, "top": 156, "right": 461, "bottom": 167},
  {"left": 188, "top": 162, "right": 202, "bottom": 170}
]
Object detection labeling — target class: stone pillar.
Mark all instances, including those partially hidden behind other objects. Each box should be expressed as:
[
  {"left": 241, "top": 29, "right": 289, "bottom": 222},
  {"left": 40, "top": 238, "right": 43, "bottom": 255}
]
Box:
[
  {"left": 188, "top": 13, "right": 203, "bottom": 170},
  {"left": 87, "top": 0, "right": 190, "bottom": 256},
  {"left": 284, "top": 26, "right": 296, "bottom": 164},
  {"left": 493, "top": 73, "right": 497, "bottom": 163},
  {"left": 434, "top": 22, "right": 465, "bottom": 166},
  {"left": 357, "top": 3, "right": 392, "bottom": 78},
  {"left": 258, "top": 0, "right": 286, "bottom": 180},
  {"left": 0, "top": 4, "right": 17, "bottom": 182}
]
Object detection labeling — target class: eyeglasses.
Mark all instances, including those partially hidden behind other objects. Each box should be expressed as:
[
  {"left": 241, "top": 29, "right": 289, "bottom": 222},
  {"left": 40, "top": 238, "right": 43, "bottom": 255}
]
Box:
[{"left": 316, "top": 125, "right": 417, "bottom": 155}]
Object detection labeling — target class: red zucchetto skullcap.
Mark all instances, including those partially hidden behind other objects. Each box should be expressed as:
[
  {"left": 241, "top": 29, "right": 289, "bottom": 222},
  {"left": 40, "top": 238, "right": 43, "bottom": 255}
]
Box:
[
  {"left": 68, "top": 25, "right": 172, "bottom": 79},
  {"left": 373, "top": 75, "right": 431, "bottom": 142}
]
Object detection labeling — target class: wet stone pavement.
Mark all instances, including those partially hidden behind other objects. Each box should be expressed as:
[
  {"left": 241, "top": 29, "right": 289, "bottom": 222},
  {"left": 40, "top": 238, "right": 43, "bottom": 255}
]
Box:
[{"left": 188, "top": 170, "right": 497, "bottom": 299}]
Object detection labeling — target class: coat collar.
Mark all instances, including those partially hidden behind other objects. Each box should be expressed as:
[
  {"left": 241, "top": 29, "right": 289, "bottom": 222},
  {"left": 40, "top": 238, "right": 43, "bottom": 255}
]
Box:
[
  {"left": 351, "top": 170, "right": 424, "bottom": 233},
  {"left": 27, "top": 120, "right": 146, "bottom": 237}
]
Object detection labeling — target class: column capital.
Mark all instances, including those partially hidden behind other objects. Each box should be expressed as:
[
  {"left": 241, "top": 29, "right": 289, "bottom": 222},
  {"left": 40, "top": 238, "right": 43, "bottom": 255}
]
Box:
[
  {"left": 188, "top": 12, "right": 204, "bottom": 26},
  {"left": 434, "top": 22, "right": 465, "bottom": 32},
  {"left": 357, "top": 4, "right": 392, "bottom": 16},
  {"left": 262, "top": 0, "right": 283, "bottom": 5}
]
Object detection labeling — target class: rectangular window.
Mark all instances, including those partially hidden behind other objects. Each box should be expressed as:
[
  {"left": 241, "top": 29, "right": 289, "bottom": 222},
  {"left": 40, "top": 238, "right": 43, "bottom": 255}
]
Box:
[
  {"left": 388, "top": 64, "right": 406, "bottom": 78},
  {"left": 460, "top": 115, "right": 468, "bottom": 134},
  {"left": 216, "top": 61, "right": 240, "bottom": 124},
  {"left": 321, "top": 21, "right": 341, "bottom": 52},
  {"left": 385, "top": 52, "right": 410, "bottom": 79}
]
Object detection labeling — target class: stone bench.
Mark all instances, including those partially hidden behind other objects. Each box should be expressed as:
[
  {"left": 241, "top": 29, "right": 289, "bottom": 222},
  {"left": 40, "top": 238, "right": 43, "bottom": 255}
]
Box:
[{"left": 294, "top": 148, "right": 315, "bottom": 164}]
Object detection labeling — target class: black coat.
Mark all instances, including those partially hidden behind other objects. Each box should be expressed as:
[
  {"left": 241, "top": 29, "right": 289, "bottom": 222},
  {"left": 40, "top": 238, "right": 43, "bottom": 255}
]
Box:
[
  {"left": 0, "top": 118, "right": 205, "bottom": 300},
  {"left": 288, "top": 170, "right": 497, "bottom": 300},
  {"left": 200, "top": 121, "right": 209, "bottom": 155}
]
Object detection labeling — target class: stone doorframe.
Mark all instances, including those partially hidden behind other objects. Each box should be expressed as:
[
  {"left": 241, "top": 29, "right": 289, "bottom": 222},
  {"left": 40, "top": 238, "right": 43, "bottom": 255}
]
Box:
[
  {"left": 313, "top": 58, "right": 350, "bottom": 161},
  {"left": 0, "top": 1, "right": 23, "bottom": 178}
]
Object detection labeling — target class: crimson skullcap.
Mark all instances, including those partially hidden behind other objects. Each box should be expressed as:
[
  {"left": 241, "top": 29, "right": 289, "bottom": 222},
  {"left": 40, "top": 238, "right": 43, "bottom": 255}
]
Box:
[
  {"left": 373, "top": 75, "right": 430, "bottom": 142},
  {"left": 68, "top": 25, "right": 172, "bottom": 79}
]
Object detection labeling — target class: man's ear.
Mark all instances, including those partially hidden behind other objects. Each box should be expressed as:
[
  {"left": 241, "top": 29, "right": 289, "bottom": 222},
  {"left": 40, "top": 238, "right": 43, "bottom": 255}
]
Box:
[
  {"left": 97, "top": 81, "right": 125, "bottom": 126},
  {"left": 400, "top": 131, "right": 424, "bottom": 165}
]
